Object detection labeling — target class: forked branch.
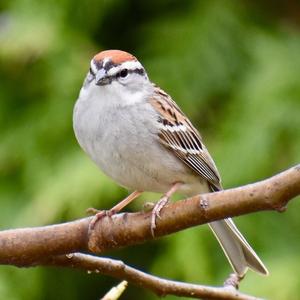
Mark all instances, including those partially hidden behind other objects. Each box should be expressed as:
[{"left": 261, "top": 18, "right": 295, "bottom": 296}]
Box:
[{"left": 0, "top": 165, "right": 299, "bottom": 299}]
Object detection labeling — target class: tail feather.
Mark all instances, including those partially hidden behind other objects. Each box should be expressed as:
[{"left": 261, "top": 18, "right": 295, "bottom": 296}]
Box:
[{"left": 209, "top": 219, "right": 268, "bottom": 276}]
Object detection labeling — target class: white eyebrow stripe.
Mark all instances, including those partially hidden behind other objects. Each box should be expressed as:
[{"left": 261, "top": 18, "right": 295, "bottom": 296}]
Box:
[
  {"left": 90, "top": 59, "right": 98, "bottom": 75},
  {"left": 107, "top": 61, "right": 144, "bottom": 76}
]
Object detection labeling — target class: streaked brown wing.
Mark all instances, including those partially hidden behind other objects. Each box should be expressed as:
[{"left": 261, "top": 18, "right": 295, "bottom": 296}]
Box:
[{"left": 149, "top": 85, "right": 222, "bottom": 190}]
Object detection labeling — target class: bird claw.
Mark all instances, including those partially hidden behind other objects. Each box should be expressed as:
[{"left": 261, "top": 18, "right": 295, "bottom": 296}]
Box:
[
  {"left": 150, "top": 196, "right": 169, "bottom": 237},
  {"left": 89, "top": 209, "right": 116, "bottom": 230},
  {"left": 224, "top": 273, "right": 243, "bottom": 290}
]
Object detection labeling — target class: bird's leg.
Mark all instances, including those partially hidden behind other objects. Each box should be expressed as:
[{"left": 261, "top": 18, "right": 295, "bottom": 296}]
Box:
[
  {"left": 151, "top": 182, "right": 182, "bottom": 236},
  {"left": 89, "top": 190, "right": 143, "bottom": 229}
]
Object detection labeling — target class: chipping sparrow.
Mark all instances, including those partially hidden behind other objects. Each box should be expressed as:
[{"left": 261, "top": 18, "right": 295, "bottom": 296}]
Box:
[{"left": 73, "top": 50, "right": 268, "bottom": 276}]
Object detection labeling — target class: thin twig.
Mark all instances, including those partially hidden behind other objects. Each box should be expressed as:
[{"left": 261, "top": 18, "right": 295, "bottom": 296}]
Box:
[
  {"left": 0, "top": 165, "right": 299, "bottom": 299},
  {"left": 38, "top": 253, "right": 261, "bottom": 300}
]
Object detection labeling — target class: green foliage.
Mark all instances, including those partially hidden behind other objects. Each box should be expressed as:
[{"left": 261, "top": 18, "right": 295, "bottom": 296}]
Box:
[{"left": 0, "top": 0, "right": 299, "bottom": 299}]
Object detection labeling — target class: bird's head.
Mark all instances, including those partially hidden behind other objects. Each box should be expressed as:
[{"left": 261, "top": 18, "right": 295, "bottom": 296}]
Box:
[{"left": 82, "top": 50, "right": 151, "bottom": 102}]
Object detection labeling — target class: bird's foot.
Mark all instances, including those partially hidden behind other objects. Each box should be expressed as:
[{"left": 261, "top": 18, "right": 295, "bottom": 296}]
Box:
[
  {"left": 224, "top": 273, "right": 243, "bottom": 290},
  {"left": 88, "top": 208, "right": 116, "bottom": 230},
  {"left": 150, "top": 196, "right": 169, "bottom": 237},
  {"left": 86, "top": 190, "right": 142, "bottom": 231}
]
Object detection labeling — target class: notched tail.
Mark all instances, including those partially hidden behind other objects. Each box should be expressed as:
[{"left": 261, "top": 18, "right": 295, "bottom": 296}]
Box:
[{"left": 209, "top": 219, "right": 269, "bottom": 276}]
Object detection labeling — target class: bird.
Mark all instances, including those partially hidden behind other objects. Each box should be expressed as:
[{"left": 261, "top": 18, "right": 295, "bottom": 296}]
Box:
[{"left": 73, "top": 49, "right": 268, "bottom": 277}]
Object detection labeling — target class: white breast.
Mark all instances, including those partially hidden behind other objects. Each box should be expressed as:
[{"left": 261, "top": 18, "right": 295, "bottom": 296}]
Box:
[{"left": 73, "top": 85, "right": 206, "bottom": 194}]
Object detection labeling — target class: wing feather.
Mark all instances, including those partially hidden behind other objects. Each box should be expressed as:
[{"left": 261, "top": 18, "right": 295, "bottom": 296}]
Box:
[{"left": 150, "top": 85, "right": 222, "bottom": 190}]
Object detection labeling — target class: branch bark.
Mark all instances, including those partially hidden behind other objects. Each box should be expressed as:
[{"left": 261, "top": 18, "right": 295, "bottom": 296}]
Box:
[
  {"left": 1, "top": 165, "right": 299, "bottom": 263},
  {"left": 39, "top": 253, "right": 259, "bottom": 300},
  {"left": 0, "top": 165, "right": 299, "bottom": 299}
]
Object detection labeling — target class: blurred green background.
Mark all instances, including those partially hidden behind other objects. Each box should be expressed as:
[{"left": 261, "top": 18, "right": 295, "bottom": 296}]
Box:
[{"left": 1, "top": 0, "right": 300, "bottom": 299}]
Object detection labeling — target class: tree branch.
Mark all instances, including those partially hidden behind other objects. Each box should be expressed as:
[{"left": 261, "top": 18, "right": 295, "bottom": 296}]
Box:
[
  {"left": 0, "top": 165, "right": 299, "bottom": 299},
  {"left": 38, "top": 253, "right": 260, "bottom": 300},
  {"left": 1, "top": 165, "right": 299, "bottom": 264}
]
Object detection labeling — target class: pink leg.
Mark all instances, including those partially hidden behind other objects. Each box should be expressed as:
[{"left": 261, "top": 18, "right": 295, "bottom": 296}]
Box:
[
  {"left": 89, "top": 190, "right": 143, "bottom": 229},
  {"left": 151, "top": 182, "right": 182, "bottom": 236}
]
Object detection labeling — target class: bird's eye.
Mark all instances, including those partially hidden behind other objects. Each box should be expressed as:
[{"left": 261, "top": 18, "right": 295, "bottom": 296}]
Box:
[{"left": 119, "top": 69, "right": 128, "bottom": 78}]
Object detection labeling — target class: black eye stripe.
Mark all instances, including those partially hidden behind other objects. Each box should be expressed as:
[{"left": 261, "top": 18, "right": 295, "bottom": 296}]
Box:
[
  {"left": 105, "top": 68, "right": 145, "bottom": 81},
  {"left": 133, "top": 68, "right": 145, "bottom": 76},
  {"left": 92, "top": 64, "right": 146, "bottom": 86},
  {"left": 117, "top": 68, "right": 145, "bottom": 77}
]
